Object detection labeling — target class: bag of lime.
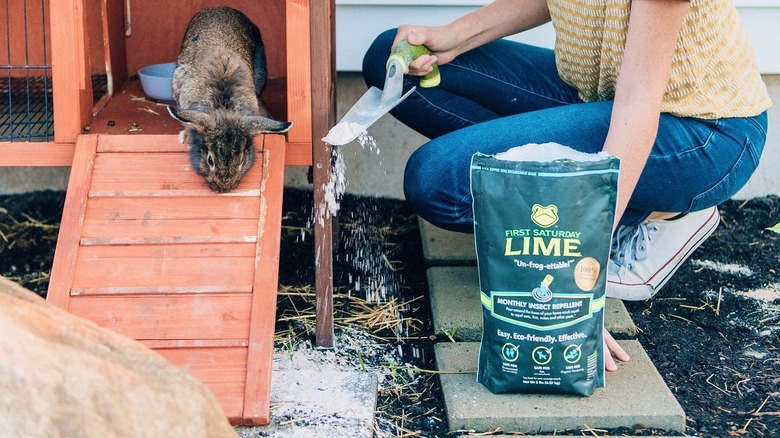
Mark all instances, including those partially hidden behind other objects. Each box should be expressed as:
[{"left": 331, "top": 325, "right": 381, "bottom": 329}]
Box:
[{"left": 470, "top": 143, "right": 619, "bottom": 396}]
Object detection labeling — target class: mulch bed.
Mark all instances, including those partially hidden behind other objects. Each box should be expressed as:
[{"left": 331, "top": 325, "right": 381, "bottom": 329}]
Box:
[
  {"left": 1, "top": 189, "right": 778, "bottom": 437},
  {"left": 623, "top": 196, "right": 780, "bottom": 437}
]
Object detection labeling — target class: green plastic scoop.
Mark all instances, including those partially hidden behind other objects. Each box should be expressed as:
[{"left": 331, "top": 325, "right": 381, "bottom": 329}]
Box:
[{"left": 322, "top": 41, "right": 440, "bottom": 146}]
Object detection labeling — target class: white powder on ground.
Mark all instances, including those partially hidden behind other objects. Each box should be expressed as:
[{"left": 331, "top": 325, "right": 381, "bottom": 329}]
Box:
[
  {"left": 690, "top": 259, "right": 755, "bottom": 277},
  {"left": 705, "top": 284, "right": 780, "bottom": 339},
  {"left": 738, "top": 283, "right": 780, "bottom": 302},
  {"left": 494, "top": 142, "right": 613, "bottom": 162},
  {"left": 237, "top": 326, "right": 398, "bottom": 438}
]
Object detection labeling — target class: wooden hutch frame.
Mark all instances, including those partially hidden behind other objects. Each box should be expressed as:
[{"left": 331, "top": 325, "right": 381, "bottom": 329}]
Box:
[{"left": 1, "top": 0, "right": 337, "bottom": 425}]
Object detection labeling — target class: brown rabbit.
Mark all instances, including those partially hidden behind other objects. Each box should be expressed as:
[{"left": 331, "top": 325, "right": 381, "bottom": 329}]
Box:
[{"left": 168, "top": 7, "right": 291, "bottom": 193}]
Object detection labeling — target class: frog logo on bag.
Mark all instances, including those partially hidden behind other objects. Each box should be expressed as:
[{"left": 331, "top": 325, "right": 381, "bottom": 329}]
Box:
[{"left": 531, "top": 204, "right": 558, "bottom": 228}]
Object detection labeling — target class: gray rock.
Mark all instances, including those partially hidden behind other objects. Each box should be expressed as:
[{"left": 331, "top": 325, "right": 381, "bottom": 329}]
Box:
[{"left": 0, "top": 276, "right": 237, "bottom": 438}]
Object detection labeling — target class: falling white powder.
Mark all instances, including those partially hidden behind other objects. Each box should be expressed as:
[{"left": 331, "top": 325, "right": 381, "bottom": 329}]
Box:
[
  {"left": 356, "top": 130, "right": 380, "bottom": 154},
  {"left": 690, "top": 259, "right": 755, "bottom": 277},
  {"left": 313, "top": 129, "right": 407, "bottom": 310},
  {"left": 316, "top": 148, "right": 347, "bottom": 227}
]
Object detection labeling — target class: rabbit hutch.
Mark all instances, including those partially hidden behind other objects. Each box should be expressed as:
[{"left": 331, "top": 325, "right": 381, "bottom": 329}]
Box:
[{"left": 1, "top": 0, "right": 338, "bottom": 425}]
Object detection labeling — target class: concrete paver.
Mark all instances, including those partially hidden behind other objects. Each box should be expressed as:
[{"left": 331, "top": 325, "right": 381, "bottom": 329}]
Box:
[
  {"left": 428, "top": 266, "right": 637, "bottom": 339},
  {"left": 419, "top": 218, "right": 476, "bottom": 266},
  {"left": 238, "top": 369, "right": 377, "bottom": 438},
  {"left": 422, "top": 218, "right": 682, "bottom": 435},
  {"left": 435, "top": 341, "right": 685, "bottom": 434}
]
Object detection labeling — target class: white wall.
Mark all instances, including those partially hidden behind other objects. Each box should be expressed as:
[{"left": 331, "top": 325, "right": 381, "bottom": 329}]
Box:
[{"left": 335, "top": 0, "right": 780, "bottom": 73}]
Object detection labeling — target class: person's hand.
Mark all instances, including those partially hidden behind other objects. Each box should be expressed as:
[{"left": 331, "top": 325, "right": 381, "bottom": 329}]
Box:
[
  {"left": 391, "top": 24, "right": 462, "bottom": 76},
  {"left": 604, "top": 327, "right": 630, "bottom": 371}
]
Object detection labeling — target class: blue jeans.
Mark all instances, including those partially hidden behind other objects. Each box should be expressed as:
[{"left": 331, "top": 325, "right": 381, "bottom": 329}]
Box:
[{"left": 363, "top": 29, "right": 769, "bottom": 233}]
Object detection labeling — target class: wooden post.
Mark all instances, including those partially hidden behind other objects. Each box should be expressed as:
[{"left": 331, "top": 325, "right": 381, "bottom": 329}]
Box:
[
  {"left": 310, "top": 0, "right": 336, "bottom": 348},
  {"left": 50, "top": 0, "right": 93, "bottom": 143}
]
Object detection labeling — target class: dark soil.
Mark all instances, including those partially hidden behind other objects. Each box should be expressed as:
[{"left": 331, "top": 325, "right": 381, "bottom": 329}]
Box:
[
  {"left": 1, "top": 189, "right": 778, "bottom": 437},
  {"left": 623, "top": 197, "right": 780, "bottom": 438}
]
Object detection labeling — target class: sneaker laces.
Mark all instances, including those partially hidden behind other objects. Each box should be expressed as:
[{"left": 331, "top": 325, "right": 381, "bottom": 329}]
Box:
[{"left": 610, "top": 223, "right": 658, "bottom": 270}]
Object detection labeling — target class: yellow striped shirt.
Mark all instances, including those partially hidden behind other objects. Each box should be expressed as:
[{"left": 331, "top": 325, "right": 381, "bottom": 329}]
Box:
[{"left": 547, "top": 0, "right": 772, "bottom": 118}]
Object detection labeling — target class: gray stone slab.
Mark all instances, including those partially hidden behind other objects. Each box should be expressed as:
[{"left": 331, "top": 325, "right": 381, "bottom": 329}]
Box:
[
  {"left": 0, "top": 168, "right": 70, "bottom": 195},
  {"left": 428, "top": 266, "right": 637, "bottom": 339},
  {"left": 419, "top": 218, "right": 476, "bottom": 266},
  {"left": 237, "top": 370, "right": 377, "bottom": 438},
  {"left": 604, "top": 297, "right": 638, "bottom": 336},
  {"left": 435, "top": 341, "right": 685, "bottom": 434},
  {"left": 428, "top": 266, "right": 483, "bottom": 341}
]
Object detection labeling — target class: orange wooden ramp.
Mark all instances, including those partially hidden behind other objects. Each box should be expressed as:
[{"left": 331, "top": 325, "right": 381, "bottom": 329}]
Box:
[{"left": 47, "top": 133, "right": 286, "bottom": 425}]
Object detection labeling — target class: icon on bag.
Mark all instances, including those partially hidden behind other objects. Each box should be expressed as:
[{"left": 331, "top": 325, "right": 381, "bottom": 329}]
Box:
[
  {"left": 502, "top": 343, "right": 520, "bottom": 362},
  {"left": 531, "top": 204, "right": 559, "bottom": 228},
  {"left": 532, "top": 274, "right": 554, "bottom": 302},
  {"left": 564, "top": 344, "right": 582, "bottom": 363},
  {"left": 532, "top": 346, "right": 552, "bottom": 365}
]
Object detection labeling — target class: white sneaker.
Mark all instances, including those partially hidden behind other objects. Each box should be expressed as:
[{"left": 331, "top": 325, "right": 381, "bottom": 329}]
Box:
[{"left": 606, "top": 206, "right": 720, "bottom": 301}]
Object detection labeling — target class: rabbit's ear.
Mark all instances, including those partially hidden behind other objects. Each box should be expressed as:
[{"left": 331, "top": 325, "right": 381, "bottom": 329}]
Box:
[
  {"left": 240, "top": 115, "right": 292, "bottom": 135},
  {"left": 167, "top": 107, "right": 216, "bottom": 132}
]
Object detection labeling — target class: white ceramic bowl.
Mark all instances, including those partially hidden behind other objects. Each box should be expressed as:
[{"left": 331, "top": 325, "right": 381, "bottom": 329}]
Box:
[{"left": 138, "top": 62, "right": 176, "bottom": 102}]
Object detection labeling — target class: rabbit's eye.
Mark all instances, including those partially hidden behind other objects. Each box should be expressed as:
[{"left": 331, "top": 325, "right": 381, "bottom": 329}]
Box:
[{"left": 207, "top": 152, "right": 215, "bottom": 170}]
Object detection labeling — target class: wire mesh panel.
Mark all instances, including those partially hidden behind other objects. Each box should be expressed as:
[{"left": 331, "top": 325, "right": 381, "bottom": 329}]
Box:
[{"left": 1, "top": 0, "right": 53, "bottom": 141}]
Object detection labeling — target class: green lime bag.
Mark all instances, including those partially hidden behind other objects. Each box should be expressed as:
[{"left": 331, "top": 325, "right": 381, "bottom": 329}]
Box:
[{"left": 471, "top": 143, "right": 619, "bottom": 396}]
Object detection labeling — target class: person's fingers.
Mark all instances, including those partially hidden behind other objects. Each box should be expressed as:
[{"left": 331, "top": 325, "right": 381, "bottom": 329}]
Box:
[
  {"left": 407, "top": 54, "right": 438, "bottom": 76},
  {"left": 608, "top": 336, "right": 631, "bottom": 362},
  {"left": 604, "top": 342, "right": 618, "bottom": 371},
  {"left": 406, "top": 30, "right": 425, "bottom": 45},
  {"left": 393, "top": 25, "right": 426, "bottom": 49},
  {"left": 603, "top": 328, "right": 630, "bottom": 371},
  {"left": 420, "top": 55, "right": 439, "bottom": 70}
]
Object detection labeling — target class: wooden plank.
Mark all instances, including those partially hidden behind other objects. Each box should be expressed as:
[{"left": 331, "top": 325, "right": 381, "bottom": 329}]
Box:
[
  {"left": 76, "top": 243, "right": 256, "bottom": 259},
  {"left": 210, "top": 382, "right": 246, "bottom": 422},
  {"left": 80, "top": 217, "right": 259, "bottom": 243},
  {"left": 88, "top": 150, "right": 266, "bottom": 195},
  {"left": 90, "top": 168, "right": 240, "bottom": 185},
  {"left": 154, "top": 347, "right": 247, "bottom": 384},
  {"left": 92, "top": 151, "right": 237, "bottom": 176},
  {"left": 46, "top": 135, "right": 98, "bottom": 309},
  {"left": 85, "top": 197, "right": 261, "bottom": 220},
  {"left": 242, "top": 134, "right": 285, "bottom": 424},
  {"left": 80, "top": 235, "right": 257, "bottom": 246},
  {"left": 88, "top": 79, "right": 288, "bottom": 136},
  {"left": 311, "top": 0, "right": 337, "bottom": 348},
  {"left": 71, "top": 254, "right": 254, "bottom": 295},
  {"left": 285, "top": 141, "right": 315, "bottom": 166},
  {"left": 71, "top": 285, "right": 253, "bottom": 295},
  {"left": 96, "top": 135, "right": 186, "bottom": 153},
  {"left": 154, "top": 348, "right": 248, "bottom": 420},
  {"left": 104, "top": 0, "right": 128, "bottom": 92},
  {"left": 0, "top": 0, "right": 49, "bottom": 71},
  {"left": 68, "top": 294, "right": 252, "bottom": 340},
  {"left": 143, "top": 339, "right": 248, "bottom": 349},
  {"left": 88, "top": 81, "right": 185, "bottom": 135},
  {"left": 286, "top": 0, "right": 313, "bottom": 146},
  {"left": 51, "top": 0, "right": 92, "bottom": 143},
  {"left": 89, "top": 185, "right": 260, "bottom": 198},
  {"left": 0, "top": 143, "right": 76, "bottom": 167}
]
